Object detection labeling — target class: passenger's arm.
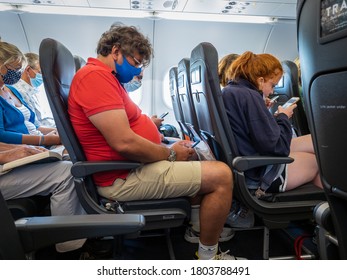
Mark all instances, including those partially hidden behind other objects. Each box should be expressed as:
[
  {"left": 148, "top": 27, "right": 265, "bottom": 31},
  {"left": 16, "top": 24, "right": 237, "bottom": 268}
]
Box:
[
  {"left": 0, "top": 142, "right": 20, "bottom": 151},
  {"left": 0, "top": 111, "right": 23, "bottom": 144},
  {"left": 38, "top": 126, "right": 58, "bottom": 135},
  {"left": 246, "top": 98, "right": 292, "bottom": 156},
  {"left": 0, "top": 145, "right": 45, "bottom": 164},
  {"left": 22, "top": 134, "right": 61, "bottom": 146},
  {"left": 0, "top": 110, "right": 60, "bottom": 145},
  {"left": 89, "top": 109, "right": 193, "bottom": 162}
]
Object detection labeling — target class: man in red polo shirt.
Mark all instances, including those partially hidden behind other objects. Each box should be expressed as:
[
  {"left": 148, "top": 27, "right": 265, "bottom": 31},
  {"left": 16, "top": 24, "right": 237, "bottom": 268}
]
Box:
[{"left": 69, "top": 25, "right": 239, "bottom": 260}]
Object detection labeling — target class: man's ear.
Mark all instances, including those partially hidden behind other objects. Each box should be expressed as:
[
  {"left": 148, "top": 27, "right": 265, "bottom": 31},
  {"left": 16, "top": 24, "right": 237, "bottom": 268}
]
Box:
[
  {"left": 112, "top": 45, "right": 121, "bottom": 59},
  {"left": 23, "top": 65, "right": 31, "bottom": 77}
]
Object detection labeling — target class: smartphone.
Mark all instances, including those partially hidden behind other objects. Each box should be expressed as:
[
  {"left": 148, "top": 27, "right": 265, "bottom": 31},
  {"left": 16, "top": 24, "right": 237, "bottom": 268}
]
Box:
[
  {"left": 191, "top": 140, "right": 201, "bottom": 148},
  {"left": 160, "top": 112, "right": 169, "bottom": 119},
  {"left": 281, "top": 97, "right": 300, "bottom": 109},
  {"left": 269, "top": 96, "right": 279, "bottom": 103},
  {"left": 275, "top": 97, "right": 300, "bottom": 114}
]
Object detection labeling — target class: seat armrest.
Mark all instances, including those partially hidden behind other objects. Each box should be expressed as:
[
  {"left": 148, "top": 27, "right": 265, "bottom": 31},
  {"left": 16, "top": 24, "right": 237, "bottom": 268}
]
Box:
[
  {"left": 15, "top": 214, "right": 145, "bottom": 253},
  {"left": 71, "top": 161, "right": 142, "bottom": 177},
  {"left": 232, "top": 156, "right": 294, "bottom": 172}
]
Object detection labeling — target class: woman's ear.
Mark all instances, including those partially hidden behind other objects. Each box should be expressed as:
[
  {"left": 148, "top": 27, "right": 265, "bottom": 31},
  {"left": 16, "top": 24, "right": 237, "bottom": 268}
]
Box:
[{"left": 257, "top": 77, "right": 264, "bottom": 90}]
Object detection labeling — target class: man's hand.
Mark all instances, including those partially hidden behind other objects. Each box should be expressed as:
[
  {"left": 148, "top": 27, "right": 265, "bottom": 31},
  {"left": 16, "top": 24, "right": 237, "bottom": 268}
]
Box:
[
  {"left": 151, "top": 115, "right": 164, "bottom": 129},
  {"left": 171, "top": 140, "right": 196, "bottom": 161},
  {"left": 0, "top": 145, "right": 47, "bottom": 164},
  {"left": 46, "top": 129, "right": 59, "bottom": 136}
]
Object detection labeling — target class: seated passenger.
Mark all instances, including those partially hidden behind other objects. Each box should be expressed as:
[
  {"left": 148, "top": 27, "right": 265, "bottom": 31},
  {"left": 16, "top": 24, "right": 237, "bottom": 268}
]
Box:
[
  {"left": 0, "top": 42, "right": 61, "bottom": 147},
  {"left": 68, "top": 25, "right": 240, "bottom": 260},
  {"left": 12, "top": 52, "right": 55, "bottom": 127},
  {"left": 294, "top": 57, "right": 305, "bottom": 108},
  {"left": 222, "top": 51, "right": 322, "bottom": 195},
  {"left": 123, "top": 70, "right": 165, "bottom": 129},
  {"left": 218, "top": 53, "right": 239, "bottom": 88},
  {"left": 0, "top": 142, "right": 86, "bottom": 253},
  {"left": 218, "top": 53, "right": 254, "bottom": 229}
]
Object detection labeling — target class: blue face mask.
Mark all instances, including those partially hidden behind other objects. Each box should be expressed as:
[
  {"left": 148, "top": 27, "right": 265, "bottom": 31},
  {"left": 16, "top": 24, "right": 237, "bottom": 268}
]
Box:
[
  {"left": 123, "top": 79, "right": 142, "bottom": 92},
  {"left": 115, "top": 55, "right": 142, "bottom": 84},
  {"left": 1, "top": 68, "right": 22, "bottom": 85},
  {"left": 30, "top": 72, "right": 43, "bottom": 88}
]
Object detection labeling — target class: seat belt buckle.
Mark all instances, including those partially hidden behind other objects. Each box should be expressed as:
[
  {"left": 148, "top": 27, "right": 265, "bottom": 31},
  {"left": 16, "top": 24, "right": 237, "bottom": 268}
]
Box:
[{"left": 105, "top": 201, "right": 125, "bottom": 214}]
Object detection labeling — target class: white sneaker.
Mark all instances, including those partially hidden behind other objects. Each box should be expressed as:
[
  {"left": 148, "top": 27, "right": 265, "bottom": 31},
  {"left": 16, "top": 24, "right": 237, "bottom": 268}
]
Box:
[
  {"left": 194, "top": 249, "right": 247, "bottom": 260},
  {"left": 211, "top": 249, "right": 247, "bottom": 260},
  {"left": 185, "top": 226, "right": 235, "bottom": 243}
]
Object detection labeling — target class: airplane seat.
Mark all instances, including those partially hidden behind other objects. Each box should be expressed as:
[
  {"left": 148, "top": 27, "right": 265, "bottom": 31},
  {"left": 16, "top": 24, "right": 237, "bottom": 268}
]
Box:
[
  {"left": 297, "top": 0, "right": 347, "bottom": 259},
  {"left": 177, "top": 58, "right": 200, "bottom": 141},
  {"left": 73, "top": 55, "right": 86, "bottom": 72},
  {"left": 0, "top": 189, "right": 144, "bottom": 260},
  {"left": 189, "top": 41, "right": 326, "bottom": 259},
  {"left": 269, "top": 60, "right": 310, "bottom": 136},
  {"left": 313, "top": 201, "right": 339, "bottom": 259},
  {"left": 39, "top": 38, "right": 191, "bottom": 259},
  {"left": 169, "top": 66, "right": 185, "bottom": 139},
  {"left": 6, "top": 195, "right": 50, "bottom": 220}
]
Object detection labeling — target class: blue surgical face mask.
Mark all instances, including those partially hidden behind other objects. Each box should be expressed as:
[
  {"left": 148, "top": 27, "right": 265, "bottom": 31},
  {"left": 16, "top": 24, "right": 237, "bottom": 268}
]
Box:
[
  {"left": 123, "top": 79, "right": 142, "bottom": 92},
  {"left": 115, "top": 55, "right": 142, "bottom": 84},
  {"left": 1, "top": 68, "right": 22, "bottom": 85},
  {"left": 30, "top": 72, "right": 43, "bottom": 88}
]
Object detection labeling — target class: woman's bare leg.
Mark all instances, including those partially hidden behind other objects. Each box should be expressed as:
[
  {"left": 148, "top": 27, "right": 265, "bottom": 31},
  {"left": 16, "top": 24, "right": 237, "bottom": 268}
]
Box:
[
  {"left": 290, "top": 134, "right": 315, "bottom": 154},
  {"left": 286, "top": 151, "right": 322, "bottom": 191}
]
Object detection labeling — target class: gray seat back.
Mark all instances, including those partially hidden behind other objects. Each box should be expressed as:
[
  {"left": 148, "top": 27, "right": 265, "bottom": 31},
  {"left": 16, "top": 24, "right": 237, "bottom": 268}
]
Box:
[{"left": 297, "top": 0, "right": 347, "bottom": 259}]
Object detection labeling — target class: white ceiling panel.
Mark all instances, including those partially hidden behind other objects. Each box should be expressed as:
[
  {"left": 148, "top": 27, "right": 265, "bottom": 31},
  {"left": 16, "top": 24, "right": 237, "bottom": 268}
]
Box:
[
  {"left": 128, "top": 0, "right": 188, "bottom": 12},
  {"left": 0, "top": 0, "right": 297, "bottom": 19},
  {"left": 0, "top": 0, "right": 89, "bottom": 6},
  {"left": 87, "top": 0, "right": 129, "bottom": 9},
  {"left": 61, "top": 0, "right": 89, "bottom": 7},
  {"left": 183, "top": 0, "right": 295, "bottom": 18},
  {"left": 0, "top": 0, "right": 65, "bottom": 5}
]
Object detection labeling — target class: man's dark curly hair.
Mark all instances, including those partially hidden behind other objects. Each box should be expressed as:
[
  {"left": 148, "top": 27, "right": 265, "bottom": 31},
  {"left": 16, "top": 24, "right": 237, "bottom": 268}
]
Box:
[{"left": 97, "top": 24, "right": 153, "bottom": 67}]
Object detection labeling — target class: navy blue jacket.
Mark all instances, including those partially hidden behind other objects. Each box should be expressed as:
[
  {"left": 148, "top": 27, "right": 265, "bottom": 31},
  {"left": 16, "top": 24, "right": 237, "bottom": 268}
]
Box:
[{"left": 222, "top": 79, "right": 292, "bottom": 181}]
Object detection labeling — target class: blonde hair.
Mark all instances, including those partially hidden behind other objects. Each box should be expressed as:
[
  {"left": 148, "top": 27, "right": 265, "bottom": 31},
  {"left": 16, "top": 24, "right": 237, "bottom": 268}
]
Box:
[
  {"left": 230, "top": 51, "right": 283, "bottom": 88},
  {"left": 0, "top": 41, "right": 26, "bottom": 69},
  {"left": 24, "top": 52, "right": 39, "bottom": 69},
  {"left": 218, "top": 53, "right": 239, "bottom": 87}
]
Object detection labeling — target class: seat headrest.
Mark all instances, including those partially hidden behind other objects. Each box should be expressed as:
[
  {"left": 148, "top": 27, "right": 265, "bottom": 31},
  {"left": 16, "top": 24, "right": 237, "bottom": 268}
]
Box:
[{"left": 39, "top": 38, "right": 75, "bottom": 104}]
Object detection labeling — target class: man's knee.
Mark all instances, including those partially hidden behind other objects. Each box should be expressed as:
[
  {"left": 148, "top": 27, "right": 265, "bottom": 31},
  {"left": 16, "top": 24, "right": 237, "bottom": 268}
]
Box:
[
  {"left": 201, "top": 161, "right": 233, "bottom": 190},
  {"left": 50, "top": 161, "right": 75, "bottom": 191}
]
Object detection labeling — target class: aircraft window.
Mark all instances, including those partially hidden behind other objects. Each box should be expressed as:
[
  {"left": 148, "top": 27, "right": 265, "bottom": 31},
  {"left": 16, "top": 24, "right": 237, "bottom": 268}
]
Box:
[
  {"left": 163, "top": 70, "right": 173, "bottom": 109},
  {"left": 275, "top": 76, "right": 284, "bottom": 88},
  {"left": 38, "top": 85, "right": 54, "bottom": 119},
  {"left": 128, "top": 87, "right": 142, "bottom": 105},
  {"left": 191, "top": 66, "right": 201, "bottom": 84},
  {"left": 178, "top": 75, "right": 184, "bottom": 88}
]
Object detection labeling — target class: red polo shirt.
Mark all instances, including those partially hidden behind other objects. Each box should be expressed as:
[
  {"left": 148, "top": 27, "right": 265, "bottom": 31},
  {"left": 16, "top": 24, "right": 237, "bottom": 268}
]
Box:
[{"left": 68, "top": 58, "right": 161, "bottom": 186}]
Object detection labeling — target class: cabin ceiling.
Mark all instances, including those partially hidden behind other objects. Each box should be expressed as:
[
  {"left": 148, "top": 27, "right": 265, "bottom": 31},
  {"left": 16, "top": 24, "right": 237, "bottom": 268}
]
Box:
[{"left": 0, "top": 0, "right": 297, "bottom": 20}]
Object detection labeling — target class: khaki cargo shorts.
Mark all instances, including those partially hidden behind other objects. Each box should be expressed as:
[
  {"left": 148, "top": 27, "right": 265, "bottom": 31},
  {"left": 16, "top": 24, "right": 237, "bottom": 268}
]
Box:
[{"left": 97, "top": 160, "right": 201, "bottom": 201}]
